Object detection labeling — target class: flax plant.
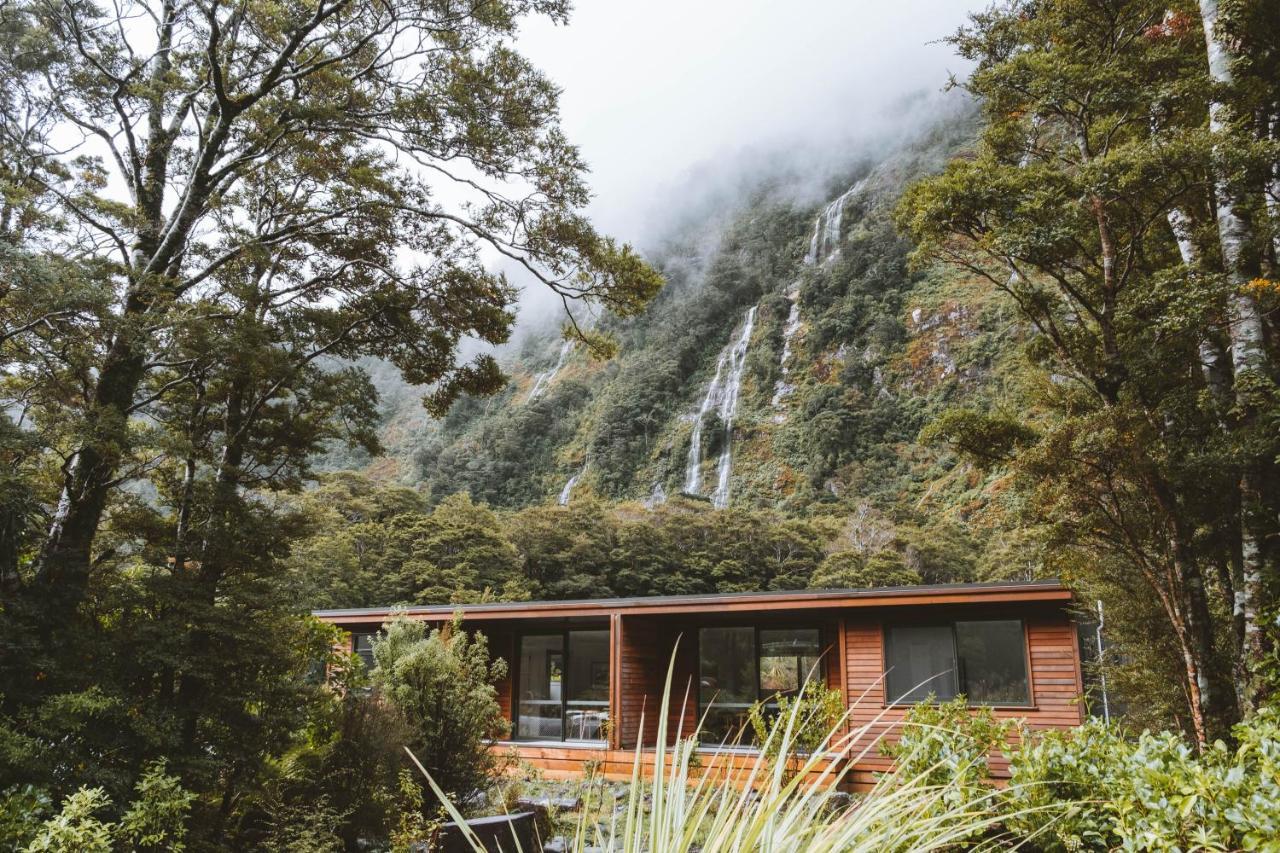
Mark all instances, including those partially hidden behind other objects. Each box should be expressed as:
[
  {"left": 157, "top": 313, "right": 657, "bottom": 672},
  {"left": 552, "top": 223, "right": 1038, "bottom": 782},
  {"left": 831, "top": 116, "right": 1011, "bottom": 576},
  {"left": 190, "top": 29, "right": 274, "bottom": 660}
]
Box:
[{"left": 408, "top": 647, "right": 1058, "bottom": 851}]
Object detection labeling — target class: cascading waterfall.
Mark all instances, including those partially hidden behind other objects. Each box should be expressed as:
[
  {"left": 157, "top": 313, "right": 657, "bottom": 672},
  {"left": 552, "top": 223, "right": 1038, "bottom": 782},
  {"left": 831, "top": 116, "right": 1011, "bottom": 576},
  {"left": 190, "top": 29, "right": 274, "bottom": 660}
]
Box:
[
  {"left": 709, "top": 306, "right": 757, "bottom": 508},
  {"left": 773, "top": 179, "right": 865, "bottom": 408},
  {"left": 804, "top": 179, "right": 863, "bottom": 265},
  {"left": 770, "top": 288, "right": 803, "bottom": 407},
  {"left": 684, "top": 352, "right": 729, "bottom": 494},
  {"left": 644, "top": 481, "right": 667, "bottom": 509},
  {"left": 527, "top": 339, "right": 574, "bottom": 402},
  {"left": 558, "top": 466, "right": 584, "bottom": 505}
]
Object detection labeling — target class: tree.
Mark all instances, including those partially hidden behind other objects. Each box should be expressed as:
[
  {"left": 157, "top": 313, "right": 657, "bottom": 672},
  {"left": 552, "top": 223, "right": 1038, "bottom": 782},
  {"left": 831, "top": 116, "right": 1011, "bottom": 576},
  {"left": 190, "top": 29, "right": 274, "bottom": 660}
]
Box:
[
  {"left": 371, "top": 614, "right": 509, "bottom": 811},
  {"left": 899, "top": 0, "right": 1279, "bottom": 741},
  {"left": 0, "top": 0, "right": 662, "bottom": 607},
  {"left": 810, "top": 550, "right": 921, "bottom": 589},
  {"left": 402, "top": 493, "right": 528, "bottom": 603}
]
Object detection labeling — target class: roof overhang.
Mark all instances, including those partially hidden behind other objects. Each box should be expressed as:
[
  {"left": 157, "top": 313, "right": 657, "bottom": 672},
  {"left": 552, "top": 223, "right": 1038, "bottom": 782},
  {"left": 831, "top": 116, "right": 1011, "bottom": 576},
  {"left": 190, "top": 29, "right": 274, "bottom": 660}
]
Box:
[{"left": 312, "top": 580, "right": 1073, "bottom": 627}]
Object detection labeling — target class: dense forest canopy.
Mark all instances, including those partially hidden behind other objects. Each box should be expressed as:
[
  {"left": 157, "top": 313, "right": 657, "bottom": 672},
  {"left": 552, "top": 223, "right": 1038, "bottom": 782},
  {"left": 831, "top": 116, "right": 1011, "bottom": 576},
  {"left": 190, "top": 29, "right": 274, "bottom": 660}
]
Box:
[{"left": 1, "top": 0, "right": 1278, "bottom": 848}]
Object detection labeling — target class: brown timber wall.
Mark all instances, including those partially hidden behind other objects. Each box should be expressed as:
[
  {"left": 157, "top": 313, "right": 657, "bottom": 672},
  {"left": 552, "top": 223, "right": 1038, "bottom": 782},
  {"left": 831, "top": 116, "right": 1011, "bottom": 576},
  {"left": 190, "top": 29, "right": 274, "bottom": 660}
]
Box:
[{"left": 841, "top": 611, "right": 1083, "bottom": 784}]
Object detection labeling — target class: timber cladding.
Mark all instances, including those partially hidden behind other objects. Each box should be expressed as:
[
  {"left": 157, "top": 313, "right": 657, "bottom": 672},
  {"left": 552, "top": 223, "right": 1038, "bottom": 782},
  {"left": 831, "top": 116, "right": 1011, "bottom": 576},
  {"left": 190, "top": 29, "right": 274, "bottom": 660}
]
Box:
[{"left": 314, "top": 581, "right": 1083, "bottom": 789}]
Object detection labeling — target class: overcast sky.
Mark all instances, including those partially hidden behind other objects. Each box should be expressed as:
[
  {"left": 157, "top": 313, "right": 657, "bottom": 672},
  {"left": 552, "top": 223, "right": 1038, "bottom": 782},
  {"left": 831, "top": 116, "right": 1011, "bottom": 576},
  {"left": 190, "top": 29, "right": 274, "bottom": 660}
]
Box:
[{"left": 517, "top": 0, "right": 978, "bottom": 245}]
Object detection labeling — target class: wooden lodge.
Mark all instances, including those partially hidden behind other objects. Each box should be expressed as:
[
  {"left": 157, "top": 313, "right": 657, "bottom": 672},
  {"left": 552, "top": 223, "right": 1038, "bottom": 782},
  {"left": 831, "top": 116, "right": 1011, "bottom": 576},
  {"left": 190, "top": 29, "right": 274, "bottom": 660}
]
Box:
[{"left": 313, "top": 580, "right": 1083, "bottom": 790}]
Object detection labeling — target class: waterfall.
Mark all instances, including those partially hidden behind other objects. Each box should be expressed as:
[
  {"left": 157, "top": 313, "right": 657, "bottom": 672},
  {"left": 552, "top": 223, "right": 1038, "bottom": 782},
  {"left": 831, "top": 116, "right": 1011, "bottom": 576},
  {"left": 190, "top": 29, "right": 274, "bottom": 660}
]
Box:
[
  {"left": 804, "top": 180, "right": 863, "bottom": 266},
  {"left": 527, "top": 339, "right": 574, "bottom": 402},
  {"left": 645, "top": 482, "right": 667, "bottom": 509},
  {"left": 558, "top": 467, "right": 584, "bottom": 505},
  {"left": 684, "top": 306, "right": 758, "bottom": 502},
  {"left": 771, "top": 286, "right": 803, "bottom": 407},
  {"left": 710, "top": 306, "right": 757, "bottom": 508},
  {"left": 684, "top": 352, "right": 728, "bottom": 494},
  {"left": 771, "top": 180, "right": 865, "bottom": 410}
]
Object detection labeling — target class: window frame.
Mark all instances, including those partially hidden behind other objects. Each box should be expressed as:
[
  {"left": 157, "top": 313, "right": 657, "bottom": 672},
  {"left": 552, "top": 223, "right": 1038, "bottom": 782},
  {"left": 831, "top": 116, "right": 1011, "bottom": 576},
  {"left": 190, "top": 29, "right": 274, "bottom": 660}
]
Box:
[
  {"left": 695, "top": 624, "right": 829, "bottom": 745},
  {"left": 882, "top": 619, "right": 1034, "bottom": 709},
  {"left": 351, "top": 631, "right": 377, "bottom": 672},
  {"left": 511, "top": 627, "right": 610, "bottom": 744}
]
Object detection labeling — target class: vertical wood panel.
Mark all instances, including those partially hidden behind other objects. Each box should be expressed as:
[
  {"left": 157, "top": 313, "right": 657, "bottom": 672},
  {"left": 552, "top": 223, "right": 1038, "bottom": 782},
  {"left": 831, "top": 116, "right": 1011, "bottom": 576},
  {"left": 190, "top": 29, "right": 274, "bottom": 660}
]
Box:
[{"left": 842, "top": 613, "right": 1083, "bottom": 777}]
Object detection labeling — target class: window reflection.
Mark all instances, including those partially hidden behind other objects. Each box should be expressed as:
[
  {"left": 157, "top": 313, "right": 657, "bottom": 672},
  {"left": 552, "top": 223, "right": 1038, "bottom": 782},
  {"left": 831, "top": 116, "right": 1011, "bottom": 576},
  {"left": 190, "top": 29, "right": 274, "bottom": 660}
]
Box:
[
  {"left": 698, "top": 626, "right": 823, "bottom": 744},
  {"left": 884, "top": 620, "right": 1030, "bottom": 706}
]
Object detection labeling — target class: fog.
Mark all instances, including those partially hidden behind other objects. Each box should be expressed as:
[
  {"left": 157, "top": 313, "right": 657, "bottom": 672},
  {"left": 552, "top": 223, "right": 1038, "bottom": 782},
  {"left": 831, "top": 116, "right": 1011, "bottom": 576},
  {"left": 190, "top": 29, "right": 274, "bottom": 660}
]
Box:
[{"left": 508, "top": 0, "right": 979, "bottom": 329}]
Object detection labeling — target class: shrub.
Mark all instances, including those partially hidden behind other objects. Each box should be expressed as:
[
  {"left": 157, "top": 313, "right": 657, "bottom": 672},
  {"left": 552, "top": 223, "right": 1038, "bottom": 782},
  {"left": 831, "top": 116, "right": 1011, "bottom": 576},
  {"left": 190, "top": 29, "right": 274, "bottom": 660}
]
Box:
[
  {"left": 882, "top": 696, "right": 1012, "bottom": 794},
  {"left": 372, "top": 614, "right": 510, "bottom": 813},
  {"left": 748, "top": 682, "right": 845, "bottom": 780},
  {"left": 20, "top": 762, "right": 192, "bottom": 852},
  {"left": 1003, "top": 718, "right": 1126, "bottom": 851},
  {"left": 1004, "top": 709, "right": 1280, "bottom": 851}
]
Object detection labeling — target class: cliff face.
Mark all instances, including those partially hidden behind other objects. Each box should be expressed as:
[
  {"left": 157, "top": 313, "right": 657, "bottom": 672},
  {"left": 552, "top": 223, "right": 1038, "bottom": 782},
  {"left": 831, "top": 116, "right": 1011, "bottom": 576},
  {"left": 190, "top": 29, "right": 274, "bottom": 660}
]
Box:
[{"left": 337, "top": 105, "right": 1024, "bottom": 559}]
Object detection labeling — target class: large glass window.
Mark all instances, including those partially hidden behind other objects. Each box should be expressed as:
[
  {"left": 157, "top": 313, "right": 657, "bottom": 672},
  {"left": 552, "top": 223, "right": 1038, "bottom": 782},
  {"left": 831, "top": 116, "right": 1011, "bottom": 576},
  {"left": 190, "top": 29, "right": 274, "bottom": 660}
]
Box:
[
  {"left": 884, "top": 625, "right": 958, "bottom": 703},
  {"left": 698, "top": 626, "right": 824, "bottom": 744},
  {"left": 759, "top": 629, "right": 823, "bottom": 698},
  {"left": 352, "top": 632, "right": 377, "bottom": 672},
  {"left": 565, "top": 630, "right": 610, "bottom": 741},
  {"left": 956, "top": 620, "right": 1030, "bottom": 705},
  {"left": 515, "top": 630, "right": 609, "bottom": 743},
  {"left": 517, "top": 634, "right": 563, "bottom": 740},
  {"left": 885, "top": 620, "right": 1029, "bottom": 706},
  {"left": 699, "top": 627, "right": 758, "bottom": 743}
]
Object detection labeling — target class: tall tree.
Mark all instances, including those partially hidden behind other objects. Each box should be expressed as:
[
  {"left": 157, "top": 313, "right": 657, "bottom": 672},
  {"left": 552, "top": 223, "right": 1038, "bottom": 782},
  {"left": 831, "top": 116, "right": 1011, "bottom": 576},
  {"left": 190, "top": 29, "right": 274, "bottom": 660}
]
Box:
[
  {"left": 900, "top": 0, "right": 1279, "bottom": 742},
  {"left": 0, "top": 0, "right": 662, "bottom": 604},
  {"left": 1196, "top": 0, "right": 1280, "bottom": 712}
]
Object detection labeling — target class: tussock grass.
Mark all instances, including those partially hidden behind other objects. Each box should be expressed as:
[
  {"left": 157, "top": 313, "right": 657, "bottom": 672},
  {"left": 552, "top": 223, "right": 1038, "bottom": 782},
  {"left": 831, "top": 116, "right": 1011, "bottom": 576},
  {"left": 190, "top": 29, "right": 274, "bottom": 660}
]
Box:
[{"left": 409, "top": 646, "right": 1057, "bottom": 851}]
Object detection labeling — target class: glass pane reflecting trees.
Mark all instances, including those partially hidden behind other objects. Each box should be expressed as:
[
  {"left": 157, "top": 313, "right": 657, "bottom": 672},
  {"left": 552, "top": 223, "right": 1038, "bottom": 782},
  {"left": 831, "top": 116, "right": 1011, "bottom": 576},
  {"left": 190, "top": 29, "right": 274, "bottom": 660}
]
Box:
[
  {"left": 956, "top": 620, "right": 1029, "bottom": 705},
  {"left": 885, "top": 621, "right": 1030, "bottom": 706},
  {"left": 698, "top": 626, "right": 823, "bottom": 743}
]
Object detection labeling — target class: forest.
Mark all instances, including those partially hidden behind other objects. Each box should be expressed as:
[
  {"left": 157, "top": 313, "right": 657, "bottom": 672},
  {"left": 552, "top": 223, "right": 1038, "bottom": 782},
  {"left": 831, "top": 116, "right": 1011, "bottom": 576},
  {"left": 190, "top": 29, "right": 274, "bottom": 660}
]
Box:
[{"left": 2, "top": 0, "right": 1279, "bottom": 849}]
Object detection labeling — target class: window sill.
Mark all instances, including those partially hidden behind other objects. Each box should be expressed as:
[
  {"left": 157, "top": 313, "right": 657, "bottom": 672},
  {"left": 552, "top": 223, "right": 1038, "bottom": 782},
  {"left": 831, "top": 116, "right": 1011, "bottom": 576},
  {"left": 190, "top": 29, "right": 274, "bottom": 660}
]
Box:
[
  {"left": 498, "top": 739, "right": 608, "bottom": 749},
  {"left": 881, "top": 703, "right": 1036, "bottom": 712}
]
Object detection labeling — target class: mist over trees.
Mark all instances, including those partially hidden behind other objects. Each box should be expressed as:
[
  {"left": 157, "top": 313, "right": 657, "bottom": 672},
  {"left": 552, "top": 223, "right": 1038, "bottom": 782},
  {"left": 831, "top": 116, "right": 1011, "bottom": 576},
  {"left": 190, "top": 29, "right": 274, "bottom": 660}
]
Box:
[
  {"left": 1, "top": 0, "right": 1278, "bottom": 847},
  {"left": 0, "top": 0, "right": 660, "bottom": 844}
]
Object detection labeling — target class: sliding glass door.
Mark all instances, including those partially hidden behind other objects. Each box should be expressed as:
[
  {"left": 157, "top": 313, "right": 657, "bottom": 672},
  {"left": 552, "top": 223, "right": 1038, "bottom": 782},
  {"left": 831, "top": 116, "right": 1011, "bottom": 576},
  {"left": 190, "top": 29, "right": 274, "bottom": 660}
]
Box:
[
  {"left": 515, "top": 629, "right": 609, "bottom": 743},
  {"left": 516, "top": 634, "right": 564, "bottom": 740}
]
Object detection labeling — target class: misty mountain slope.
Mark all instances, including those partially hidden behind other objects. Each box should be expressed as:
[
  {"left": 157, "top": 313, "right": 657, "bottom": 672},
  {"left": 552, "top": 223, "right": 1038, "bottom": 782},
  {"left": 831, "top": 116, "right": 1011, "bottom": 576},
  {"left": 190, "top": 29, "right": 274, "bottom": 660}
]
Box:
[{"left": 350, "top": 105, "right": 1030, "bottom": 543}]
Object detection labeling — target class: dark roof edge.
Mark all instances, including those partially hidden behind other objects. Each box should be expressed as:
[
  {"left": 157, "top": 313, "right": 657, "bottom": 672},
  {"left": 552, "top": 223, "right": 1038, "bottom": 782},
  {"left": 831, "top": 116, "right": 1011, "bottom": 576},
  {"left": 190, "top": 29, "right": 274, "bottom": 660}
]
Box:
[{"left": 311, "top": 579, "right": 1070, "bottom": 619}]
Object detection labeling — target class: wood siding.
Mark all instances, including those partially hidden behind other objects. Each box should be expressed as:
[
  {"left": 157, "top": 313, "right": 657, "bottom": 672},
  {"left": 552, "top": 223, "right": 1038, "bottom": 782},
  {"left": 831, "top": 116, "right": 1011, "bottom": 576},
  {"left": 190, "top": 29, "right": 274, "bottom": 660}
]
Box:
[
  {"left": 841, "top": 612, "right": 1083, "bottom": 779},
  {"left": 494, "top": 742, "right": 843, "bottom": 788},
  {"left": 320, "top": 587, "right": 1083, "bottom": 788}
]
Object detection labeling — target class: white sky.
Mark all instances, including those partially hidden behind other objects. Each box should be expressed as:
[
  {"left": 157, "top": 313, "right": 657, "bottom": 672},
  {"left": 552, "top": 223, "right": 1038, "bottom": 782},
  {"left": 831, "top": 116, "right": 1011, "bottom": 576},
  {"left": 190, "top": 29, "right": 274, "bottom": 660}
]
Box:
[{"left": 517, "top": 0, "right": 977, "bottom": 243}]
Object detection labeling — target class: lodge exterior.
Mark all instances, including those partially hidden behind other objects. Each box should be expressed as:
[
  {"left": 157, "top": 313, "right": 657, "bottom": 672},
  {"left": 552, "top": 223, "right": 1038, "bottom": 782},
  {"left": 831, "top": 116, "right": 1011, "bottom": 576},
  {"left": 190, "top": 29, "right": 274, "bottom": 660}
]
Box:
[{"left": 313, "top": 580, "right": 1083, "bottom": 789}]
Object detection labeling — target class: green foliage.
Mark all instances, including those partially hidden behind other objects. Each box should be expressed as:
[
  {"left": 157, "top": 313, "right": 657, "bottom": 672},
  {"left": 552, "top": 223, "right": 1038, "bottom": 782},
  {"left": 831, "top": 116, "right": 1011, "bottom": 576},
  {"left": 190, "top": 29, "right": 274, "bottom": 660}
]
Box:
[
  {"left": 292, "top": 480, "right": 842, "bottom": 607},
  {"left": 898, "top": 0, "right": 1280, "bottom": 739},
  {"left": 883, "top": 696, "right": 1014, "bottom": 821},
  {"left": 809, "top": 550, "right": 921, "bottom": 588},
  {"left": 390, "top": 768, "right": 439, "bottom": 853},
  {"left": 0, "top": 785, "right": 49, "bottom": 850},
  {"left": 748, "top": 682, "right": 845, "bottom": 780},
  {"left": 0, "top": 0, "right": 661, "bottom": 843},
  {"left": 117, "top": 762, "right": 195, "bottom": 852},
  {"left": 24, "top": 787, "right": 115, "bottom": 853},
  {"left": 1005, "top": 710, "right": 1280, "bottom": 852},
  {"left": 372, "top": 615, "right": 510, "bottom": 812},
  {"left": 17, "top": 762, "right": 192, "bottom": 853}
]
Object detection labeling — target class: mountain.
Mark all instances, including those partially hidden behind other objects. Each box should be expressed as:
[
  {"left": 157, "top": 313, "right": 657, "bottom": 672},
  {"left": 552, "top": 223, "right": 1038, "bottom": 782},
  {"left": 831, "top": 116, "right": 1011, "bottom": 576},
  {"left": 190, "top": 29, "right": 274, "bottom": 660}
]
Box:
[{"left": 325, "top": 102, "right": 1038, "bottom": 580}]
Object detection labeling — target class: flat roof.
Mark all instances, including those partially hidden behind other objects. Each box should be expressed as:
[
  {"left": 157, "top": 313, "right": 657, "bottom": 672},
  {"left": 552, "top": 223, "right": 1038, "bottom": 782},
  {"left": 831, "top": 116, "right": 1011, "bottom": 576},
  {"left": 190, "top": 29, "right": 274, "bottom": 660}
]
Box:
[{"left": 312, "top": 579, "right": 1072, "bottom": 625}]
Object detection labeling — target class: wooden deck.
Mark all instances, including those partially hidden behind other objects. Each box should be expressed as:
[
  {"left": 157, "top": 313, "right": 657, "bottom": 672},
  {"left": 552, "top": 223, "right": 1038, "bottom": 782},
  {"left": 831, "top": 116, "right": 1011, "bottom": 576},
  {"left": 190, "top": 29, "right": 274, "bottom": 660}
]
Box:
[{"left": 493, "top": 741, "right": 861, "bottom": 789}]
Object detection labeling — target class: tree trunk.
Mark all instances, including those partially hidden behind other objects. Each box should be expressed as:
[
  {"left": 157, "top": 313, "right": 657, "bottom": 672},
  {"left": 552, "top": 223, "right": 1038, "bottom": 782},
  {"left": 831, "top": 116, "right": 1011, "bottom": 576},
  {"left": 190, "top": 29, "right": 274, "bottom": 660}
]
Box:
[
  {"left": 35, "top": 333, "right": 149, "bottom": 593},
  {"left": 1198, "top": 0, "right": 1275, "bottom": 716}
]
